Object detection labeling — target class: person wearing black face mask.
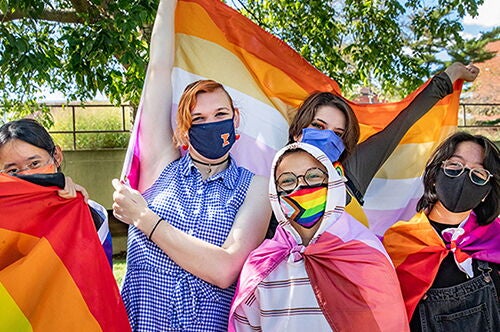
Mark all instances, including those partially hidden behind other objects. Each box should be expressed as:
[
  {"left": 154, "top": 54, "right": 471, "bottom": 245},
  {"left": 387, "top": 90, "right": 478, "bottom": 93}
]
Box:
[{"left": 383, "top": 132, "right": 500, "bottom": 332}]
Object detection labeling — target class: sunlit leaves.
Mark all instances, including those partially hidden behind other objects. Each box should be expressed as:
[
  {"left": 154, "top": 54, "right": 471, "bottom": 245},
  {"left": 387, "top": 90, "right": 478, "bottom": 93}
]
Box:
[
  {"left": 0, "top": 0, "right": 157, "bottom": 119},
  {"left": 235, "top": 0, "right": 491, "bottom": 99}
]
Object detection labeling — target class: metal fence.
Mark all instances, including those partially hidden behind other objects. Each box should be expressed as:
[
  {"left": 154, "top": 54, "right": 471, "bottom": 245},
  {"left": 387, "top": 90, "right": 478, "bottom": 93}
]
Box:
[
  {"left": 43, "top": 102, "right": 499, "bottom": 150},
  {"left": 46, "top": 103, "right": 134, "bottom": 150},
  {"left": 458, "top": 103, "right": 499, "bottom": 142}
]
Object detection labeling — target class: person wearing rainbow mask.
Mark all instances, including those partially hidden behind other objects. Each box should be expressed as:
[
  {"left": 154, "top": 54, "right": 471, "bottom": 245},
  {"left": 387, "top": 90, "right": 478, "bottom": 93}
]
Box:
[{"left": 229, "top": 141, "right": 409, "bottom": 331}]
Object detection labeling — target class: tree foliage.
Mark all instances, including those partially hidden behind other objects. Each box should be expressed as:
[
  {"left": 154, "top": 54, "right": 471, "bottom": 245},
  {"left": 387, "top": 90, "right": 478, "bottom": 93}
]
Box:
[
  {"left": 0, "top": 0, "right": 497, "bottom": 125},
  {"left": 231, "top": 0, "right": 497, "bottom": 98},
  {"left": 0, "top": 0, "right": 157, "bottom": 125}
]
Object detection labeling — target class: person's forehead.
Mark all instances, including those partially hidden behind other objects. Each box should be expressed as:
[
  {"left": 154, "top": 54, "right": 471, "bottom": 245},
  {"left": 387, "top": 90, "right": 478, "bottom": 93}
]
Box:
[
  {"left": 451, "top": 141, "right": 484, "bottom": 166},
  {"left": 314, "top": 106, "right": 346, "bottom": 127},
  {"left": 0, "top": 139, "right": 48, "bottom": 165},
  {"left": 277, "top": 150, "right": 324, "bottom": 173},
  {"left": 192, "top": 90, "right": 231, "bottom": 112}
]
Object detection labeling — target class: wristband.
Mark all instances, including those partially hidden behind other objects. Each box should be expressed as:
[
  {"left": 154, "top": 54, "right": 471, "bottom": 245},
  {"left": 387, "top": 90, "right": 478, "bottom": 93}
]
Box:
[{"left": 149, "top": 218, "right": 163, "bottom": 241}]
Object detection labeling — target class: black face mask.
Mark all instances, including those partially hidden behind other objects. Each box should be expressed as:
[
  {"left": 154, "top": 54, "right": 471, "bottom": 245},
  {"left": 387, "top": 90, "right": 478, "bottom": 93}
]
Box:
[{"left": 435, "top": 169, "right": 491, "bottom": 213}]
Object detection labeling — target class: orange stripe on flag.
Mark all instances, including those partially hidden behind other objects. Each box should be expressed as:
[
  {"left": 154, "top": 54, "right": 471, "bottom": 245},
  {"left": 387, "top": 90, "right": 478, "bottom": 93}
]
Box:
[
  {"left": 177, "top": 0, "right": 341, "bottom": 98},
  {"left": 0, "top": 175, "right": 131, "bottom": 331},
  {"left": 0, "top": 229, "right": 101, "bottom": 330}
]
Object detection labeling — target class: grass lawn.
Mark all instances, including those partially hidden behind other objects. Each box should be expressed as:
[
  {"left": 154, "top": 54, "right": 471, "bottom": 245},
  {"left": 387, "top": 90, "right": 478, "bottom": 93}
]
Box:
[{"left": 113, "top": 258, "right": 127, "bottom": 286}]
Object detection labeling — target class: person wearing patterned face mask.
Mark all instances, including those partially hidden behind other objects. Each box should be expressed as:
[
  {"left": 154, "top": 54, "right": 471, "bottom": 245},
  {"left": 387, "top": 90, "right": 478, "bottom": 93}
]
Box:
[
  {"left": 229, "top": 142, "right": 409, "bottom": 331},
  {"left": 383, "top": 132, "right": 500, "bottom": 332}
]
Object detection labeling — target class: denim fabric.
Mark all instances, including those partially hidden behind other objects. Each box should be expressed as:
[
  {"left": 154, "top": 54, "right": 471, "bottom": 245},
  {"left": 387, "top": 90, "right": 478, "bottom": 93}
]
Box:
[{"left": 417, "top": 261, "right": 500, "bottom": 332}]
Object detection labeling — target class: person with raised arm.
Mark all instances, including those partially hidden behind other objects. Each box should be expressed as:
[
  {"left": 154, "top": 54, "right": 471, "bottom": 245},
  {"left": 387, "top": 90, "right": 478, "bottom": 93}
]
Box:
[{"left": 111, "top": 0, "right": 271, "bottom": 330}]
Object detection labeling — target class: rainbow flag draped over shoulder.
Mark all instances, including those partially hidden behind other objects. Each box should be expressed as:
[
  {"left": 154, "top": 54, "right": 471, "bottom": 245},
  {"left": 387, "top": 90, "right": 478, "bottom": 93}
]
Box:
[
  {"left": 123, "top": 0, "right": 462, "bottom": 235},
  {"left": 0, "top": 175, "right": 130, "bottom": 331},
  {"left": 383, "top": 212, "right": 500, "bottom": 319}
]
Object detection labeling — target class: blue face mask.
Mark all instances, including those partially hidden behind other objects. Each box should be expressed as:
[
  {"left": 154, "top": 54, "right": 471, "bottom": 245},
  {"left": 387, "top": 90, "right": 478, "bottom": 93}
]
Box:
[
  {"left": 188, "top": 118, "right": 236, "bottom": 159},
  {"left": 300, "top": 128, "right": 345, "bottom": 162}
]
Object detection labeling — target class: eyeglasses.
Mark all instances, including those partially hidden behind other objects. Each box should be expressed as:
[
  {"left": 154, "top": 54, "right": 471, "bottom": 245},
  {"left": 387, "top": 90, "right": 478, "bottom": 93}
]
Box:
[
  {"left": 276, "top": 167, "right": 328, "bottom": 193},
  {"left": 0, "top": 159, "right": 54, "bottom": 175},
  {"left": 441, "top": 160, "right": 492, "bottom": 186}
]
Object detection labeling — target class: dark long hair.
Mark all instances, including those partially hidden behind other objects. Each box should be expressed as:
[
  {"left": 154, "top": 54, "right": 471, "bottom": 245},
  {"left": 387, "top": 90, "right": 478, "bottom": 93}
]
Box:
[
  {"left": 0, "top": 119, "right": 59, "bottom": 168},
  {"left": 288, "top": 92, "right": 360, "bottom": 161},
  {"left": 417, "top": 132, "right": 500, "bottom": 225}
]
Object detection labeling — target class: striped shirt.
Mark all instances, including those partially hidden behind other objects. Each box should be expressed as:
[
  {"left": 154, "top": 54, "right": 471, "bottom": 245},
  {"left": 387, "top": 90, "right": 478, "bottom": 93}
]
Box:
[{"left": 234, "top": 257, "right": 330, "bottom": 331}]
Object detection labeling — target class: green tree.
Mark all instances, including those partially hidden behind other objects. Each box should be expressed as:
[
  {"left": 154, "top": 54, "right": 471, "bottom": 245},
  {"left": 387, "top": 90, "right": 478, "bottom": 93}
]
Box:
[
  {"left": 232, "top": 0, "right": 496, "bottom": 98},
  {"left": 0, "top": 0, "right": 496, "bottom": 125},
  {"left": 0, "top": 0, "right": 157, "bottom": 125},
  {"left": 439, "top": 26, "right": 500, "bottom": 68}
]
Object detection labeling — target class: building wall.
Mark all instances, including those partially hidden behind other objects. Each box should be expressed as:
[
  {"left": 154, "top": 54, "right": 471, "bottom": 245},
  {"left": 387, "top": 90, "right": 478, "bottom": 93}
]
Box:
[
  {"left": 62, "top": 149, "right": 127, "bottom": 209},
  {"left": 63, "top": 149, "right": 128, "bottom": 254}
]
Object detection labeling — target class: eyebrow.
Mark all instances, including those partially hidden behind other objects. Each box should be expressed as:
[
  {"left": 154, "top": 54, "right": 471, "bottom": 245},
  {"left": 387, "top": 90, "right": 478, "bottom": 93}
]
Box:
[
  {"left": 313, "top": 117, "right": 345, "bottom": 131},
  {"left": 450, "top": 154, "right": 484, "bottom": 167},
  {"left": 191, "top": 107, "right": 231, "bottom": 116}
]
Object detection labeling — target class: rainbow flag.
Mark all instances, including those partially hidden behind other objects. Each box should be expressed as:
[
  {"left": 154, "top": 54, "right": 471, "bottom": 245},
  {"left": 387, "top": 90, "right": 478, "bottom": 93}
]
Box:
[
  {"left": 123, "top": 0, "right": 462, "bottom": 235},
  {"left": 0, "top": 175, "right": 130, "bottom": 331},
  {"left": 383, "top": 212, "right": 500, "bottom": 318}
]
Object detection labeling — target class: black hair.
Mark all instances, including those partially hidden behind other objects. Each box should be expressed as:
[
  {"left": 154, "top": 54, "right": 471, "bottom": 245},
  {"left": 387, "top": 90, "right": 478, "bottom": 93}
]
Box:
[
  {"left": 0, "top": 119, "right": 58, "bottom": 165},
  {"left": 417, "top": 131, "right": 499, "bottom": 225}
]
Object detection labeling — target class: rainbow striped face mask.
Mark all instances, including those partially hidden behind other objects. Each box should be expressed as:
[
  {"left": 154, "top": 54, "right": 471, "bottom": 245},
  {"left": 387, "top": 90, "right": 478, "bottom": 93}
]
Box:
[{"left": 279, "top": 185, "right": 327, "bottom": 228}]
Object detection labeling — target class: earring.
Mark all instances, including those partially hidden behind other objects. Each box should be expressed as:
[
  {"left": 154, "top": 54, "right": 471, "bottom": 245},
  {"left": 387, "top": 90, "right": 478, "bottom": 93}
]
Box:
[
  {"left": 235, "top": 133, "right": 241, "bottom": 140},
  {"left": 182, "top": 144, "right": 188, "bottom": 151}
]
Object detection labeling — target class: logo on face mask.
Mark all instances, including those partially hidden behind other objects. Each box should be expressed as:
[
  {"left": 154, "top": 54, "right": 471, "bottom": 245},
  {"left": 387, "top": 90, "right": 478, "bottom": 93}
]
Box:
[
  {"left": 188, "top": 118, "right": 236, "bottom": 159},
  {"left": 279, "top": 185, "right": 327, "bottom": 228},
  {"left": 300, "top": 128, "right": 345, "bottom": 162},
  {"left": 435, "top": 169, "right": 491, "bottom": 213},
  {"left": 220, "top": 133, "right": 230, "bottom": 147}
]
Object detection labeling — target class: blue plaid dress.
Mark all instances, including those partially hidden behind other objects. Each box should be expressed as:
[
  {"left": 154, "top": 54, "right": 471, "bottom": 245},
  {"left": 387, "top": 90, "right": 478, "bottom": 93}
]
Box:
[{"left": 121, "top": 154, "right": 254, "bottom": 331}]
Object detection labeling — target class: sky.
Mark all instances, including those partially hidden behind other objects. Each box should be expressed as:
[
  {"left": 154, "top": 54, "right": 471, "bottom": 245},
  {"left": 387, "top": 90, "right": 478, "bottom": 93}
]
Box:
[
  {"left": 461, "top": 0, "right": 499, "bottom": 39},
  {"left": 41, "top": 0, "right": 499, "bottom": 102}
]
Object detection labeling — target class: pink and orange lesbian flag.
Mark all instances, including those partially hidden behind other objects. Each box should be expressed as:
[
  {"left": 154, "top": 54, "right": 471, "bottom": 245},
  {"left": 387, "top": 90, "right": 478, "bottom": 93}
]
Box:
[
  {"left": 123, "top": 0, "right": 463, "bottom": 235},
  {"left": 0, "top": 175, "right": 130, "bottom": 331}
]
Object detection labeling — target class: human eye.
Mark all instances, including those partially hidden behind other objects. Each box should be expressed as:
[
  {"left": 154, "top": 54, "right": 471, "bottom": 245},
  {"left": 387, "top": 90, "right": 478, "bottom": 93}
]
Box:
[
  {"left": 215, "top": 109, "right": 232, "bottom": 119},
  {"left": 216, "top": 110, "right": 228, "bottom": 116},
  {"left": 3, "top": 167, "right": 19, "bottom": 175},
  {"left": 277, "top": 173, "right": 297, "bottom": 191},
  {"left": 305, "top": 168, "right": 326, "bottom": 185},
  {"left": 333, "top": 130, "right": 344, "bottom": 137},
  {"left": 471, "top": 168, "right": 491, "bottom": 183},
  {"left": 191, "top": 116, "right": 203, "bottom": 123},
  {"left": 29, "top": 160, "right": 42, "bottom": 169},
  {"left": 442, "top": 160, "right": 463, "bottom": 177},
  {"left": 310, "top": 121, "right": 325, "bottom": 130},
  {"left": 443, "top": 160, "right": 463, "bottom": 170}
]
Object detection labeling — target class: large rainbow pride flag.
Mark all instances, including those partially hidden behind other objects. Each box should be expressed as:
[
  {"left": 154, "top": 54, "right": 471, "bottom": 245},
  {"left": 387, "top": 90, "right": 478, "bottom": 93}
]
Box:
[
  {"left": 0, "top": 175, "right": 130, "bottom": 331},
  {"left": 123, "top": 0, "right": 463, "bottom": 235}
]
